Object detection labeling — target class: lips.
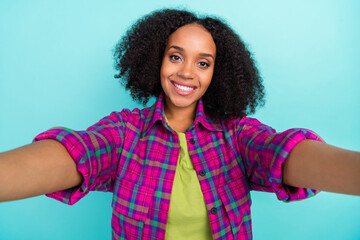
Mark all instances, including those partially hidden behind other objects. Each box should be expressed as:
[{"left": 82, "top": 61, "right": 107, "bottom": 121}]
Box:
[{"left": 170, "top": 80, "right": 197, "bottom": 96}]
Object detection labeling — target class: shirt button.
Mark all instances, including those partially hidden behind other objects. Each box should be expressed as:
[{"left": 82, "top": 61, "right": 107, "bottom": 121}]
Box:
[
  {"left": 210, "top": 207, "right": 217, "bottom": 215},
  {"left": 189, "top": 138, "right": 195, "bottom": 144},
  {"left": 199, "top": 170, "right": 206, "bottom": 176}
]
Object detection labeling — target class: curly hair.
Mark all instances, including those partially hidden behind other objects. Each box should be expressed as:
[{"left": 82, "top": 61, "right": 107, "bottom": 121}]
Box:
[{"left": 113, "top": 9, "right": 265, "bottom": 121}]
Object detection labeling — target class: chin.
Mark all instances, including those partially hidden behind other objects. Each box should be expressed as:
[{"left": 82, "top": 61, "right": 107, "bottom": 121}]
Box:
[
  {"left": 168, "top": 95, "right": 197, "bottom": 108},
  {"left": 172, "top": 98, "right": 193, "bottom": 108}
]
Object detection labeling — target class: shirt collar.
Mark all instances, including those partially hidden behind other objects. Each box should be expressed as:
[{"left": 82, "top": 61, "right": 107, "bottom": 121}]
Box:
[{"left": 142, "top": 93, "right": 223, "bottom": 137}]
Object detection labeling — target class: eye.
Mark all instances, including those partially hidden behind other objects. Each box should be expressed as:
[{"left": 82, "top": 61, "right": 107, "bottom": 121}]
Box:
[
  {"left": 198, "top": 61, "right": 210, "bottom": 68},
  {"left": 170, "top": 55, "right": 181, "bottom": 62}
]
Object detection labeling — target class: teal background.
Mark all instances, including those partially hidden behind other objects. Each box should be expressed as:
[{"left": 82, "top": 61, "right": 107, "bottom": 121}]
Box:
[{"left": 0, "top": 0, "right": 359, "bottom": 239}]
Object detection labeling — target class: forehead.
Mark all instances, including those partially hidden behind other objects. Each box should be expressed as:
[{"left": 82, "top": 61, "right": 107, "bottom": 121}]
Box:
[{"left": 166, "top": 24, "right": 216, "bottom": 55}]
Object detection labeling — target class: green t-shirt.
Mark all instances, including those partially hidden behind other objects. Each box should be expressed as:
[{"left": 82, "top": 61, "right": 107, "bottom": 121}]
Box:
[{"left": 164, "top": 123, "right": 213, "bottom": 239}]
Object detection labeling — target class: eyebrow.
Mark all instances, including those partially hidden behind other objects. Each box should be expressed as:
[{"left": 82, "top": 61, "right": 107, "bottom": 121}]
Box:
[{"left": 169, "top": 45, "right": 215, "bottom": 60}]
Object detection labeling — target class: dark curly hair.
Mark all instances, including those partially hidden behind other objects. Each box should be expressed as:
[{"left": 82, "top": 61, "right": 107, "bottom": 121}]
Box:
[{"left": 113, "top": 9, "right": 264, "bottom": 121}]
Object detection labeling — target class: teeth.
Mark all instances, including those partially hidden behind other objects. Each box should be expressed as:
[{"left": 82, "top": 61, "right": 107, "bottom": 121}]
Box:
[{"left": 173, "top": 83, "right": 195, "bottom": 91}]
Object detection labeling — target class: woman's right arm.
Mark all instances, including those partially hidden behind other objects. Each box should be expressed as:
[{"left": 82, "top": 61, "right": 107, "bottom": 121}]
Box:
[{"left": 0, "top": 139, "right": 83, "bottom": 202}]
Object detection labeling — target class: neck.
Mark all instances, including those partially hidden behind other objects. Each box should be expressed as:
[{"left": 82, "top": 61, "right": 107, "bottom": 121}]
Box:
[{"left": 163, "top": 97, "right": 197, "bottom": 132}]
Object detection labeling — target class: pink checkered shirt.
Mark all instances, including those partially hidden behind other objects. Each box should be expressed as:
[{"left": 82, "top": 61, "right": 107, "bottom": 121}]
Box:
[{"left": 34, "top": 93, "right": 323, "bottom": 239}]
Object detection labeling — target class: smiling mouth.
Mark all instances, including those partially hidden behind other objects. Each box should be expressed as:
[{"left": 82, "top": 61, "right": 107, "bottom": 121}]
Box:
[{"left": 171, "top": 81, "right": 196, "bottom": 92}]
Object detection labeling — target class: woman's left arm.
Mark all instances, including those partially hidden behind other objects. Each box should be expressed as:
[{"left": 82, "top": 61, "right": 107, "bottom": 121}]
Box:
[{"left": 283, "top": 140, "right": 360, "bottom": 195}]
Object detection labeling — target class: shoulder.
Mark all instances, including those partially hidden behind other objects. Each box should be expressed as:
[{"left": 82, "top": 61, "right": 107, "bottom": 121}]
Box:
[
  {"left": 220, "top": 115, "right": 275, "bottom": 134},
  {"left": 85, "top": 106, "right": 149, "bottom": 131},
  {"left": 109, "top": 106, "right": 152, "bottom": 124},
  {"left": 107, "top": 105, "right": 156, "bottom": 133}
]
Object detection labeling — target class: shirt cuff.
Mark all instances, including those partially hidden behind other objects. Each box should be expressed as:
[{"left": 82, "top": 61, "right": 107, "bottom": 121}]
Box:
[
  {"left": 269, "top": 128, "right": 324, "bottom": 202},
  {"left": 33, "top": 128, "right": 91, "bottom": 205}
]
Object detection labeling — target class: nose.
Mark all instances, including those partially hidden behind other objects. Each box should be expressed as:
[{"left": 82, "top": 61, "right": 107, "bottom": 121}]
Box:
[{"left": 177, "top": 61, "right": 194, "bottom": 79}]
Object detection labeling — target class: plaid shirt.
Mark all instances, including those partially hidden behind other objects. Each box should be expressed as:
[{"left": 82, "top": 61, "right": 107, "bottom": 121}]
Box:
[{"left": 34, "top": 93, "right": 323, "bottom": 240}]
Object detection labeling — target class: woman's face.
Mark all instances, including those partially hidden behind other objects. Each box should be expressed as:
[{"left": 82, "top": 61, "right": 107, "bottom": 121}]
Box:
[{"left": 160, "top": 23, "right": 216, "bottom": 114}]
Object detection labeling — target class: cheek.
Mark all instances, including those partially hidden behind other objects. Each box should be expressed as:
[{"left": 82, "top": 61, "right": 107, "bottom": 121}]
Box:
[
  {"left": 160, "top": 62, "right": 171, "bottom": 92},
  {"left": 202, "top": 70, "right": 214, "bottom": 89},
  {"left": 160, "top": 60, "right": 172, "bottom": 80},
  {"left": 160, "top": 61, "right": 167, "bottom": 82}
]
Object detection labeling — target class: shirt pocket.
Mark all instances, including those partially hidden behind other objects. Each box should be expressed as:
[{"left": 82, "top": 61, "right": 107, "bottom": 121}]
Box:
[
  {"left": 112, "top": 178, "right": 154, "bottom": 222},
  {"left": 218, "top": 177, "right": 252, "bottom": 237}
]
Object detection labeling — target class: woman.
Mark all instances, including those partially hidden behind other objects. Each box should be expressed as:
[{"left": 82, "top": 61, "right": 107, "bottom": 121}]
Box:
[{"left": 0, "top": 9, "right": 359, "bottom": 240}]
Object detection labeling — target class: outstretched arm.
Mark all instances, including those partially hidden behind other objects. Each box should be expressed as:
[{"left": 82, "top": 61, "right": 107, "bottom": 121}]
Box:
[
  {"left": 283, "top": 140, "right": 360, "bottom": 195},
  {"left": 0, "top": 140, "right": 83, "bottom": 202}
]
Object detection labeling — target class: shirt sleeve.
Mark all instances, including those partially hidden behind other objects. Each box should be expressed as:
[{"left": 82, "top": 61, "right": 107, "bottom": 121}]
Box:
[
  {"left": 237, "top": 116, "right": 324, "bottom": 202},
  {"left": 33, "top": 110, "right": 130, "bottom": 205}
]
